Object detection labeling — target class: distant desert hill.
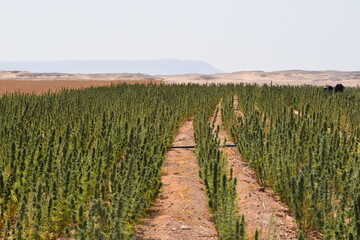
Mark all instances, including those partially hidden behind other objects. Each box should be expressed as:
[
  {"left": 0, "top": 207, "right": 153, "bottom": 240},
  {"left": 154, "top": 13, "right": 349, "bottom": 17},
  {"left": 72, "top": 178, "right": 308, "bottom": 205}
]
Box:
[
  {"left": 1, "top": 70, "right": 359, "bottom": 87},
  {"left": 160, "top": 70, "right": 360, "bottom": 87},
  {"left": 0, "top": 70, "right": 161, "bottom": 81},
  {"left": 0, "top": 59, "right": 222, "bottom": 75}
]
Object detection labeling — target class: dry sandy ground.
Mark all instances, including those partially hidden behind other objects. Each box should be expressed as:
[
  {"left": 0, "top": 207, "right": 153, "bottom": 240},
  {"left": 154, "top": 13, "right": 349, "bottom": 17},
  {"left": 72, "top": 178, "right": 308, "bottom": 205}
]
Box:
[
  {"left": 0, "top": 70, "right": 161, "bottom": 81},
  {"left": 1, "top": 70, "right": 359, "bottom": 88},
  {"left": 0, "top": 80, "right": 161, "bottom": 95},
  {"left": 135, "top": 118, "right": 217, "bottom": 240},
  {"left": 0, "top": 71, "right": 162, "bottom": 94},
  {"left": 160, "top": 70, "right": 360, "bottom": 87}
]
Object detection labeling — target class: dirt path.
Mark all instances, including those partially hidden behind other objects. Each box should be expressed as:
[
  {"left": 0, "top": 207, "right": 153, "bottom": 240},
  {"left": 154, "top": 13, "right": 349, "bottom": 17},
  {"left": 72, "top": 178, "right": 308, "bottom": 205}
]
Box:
[
  {"left": 210, "top": 100, "right": 299, "bottom": 240},
  {"left": 135, "top": 118, "right": 218, "bottom": 240}
]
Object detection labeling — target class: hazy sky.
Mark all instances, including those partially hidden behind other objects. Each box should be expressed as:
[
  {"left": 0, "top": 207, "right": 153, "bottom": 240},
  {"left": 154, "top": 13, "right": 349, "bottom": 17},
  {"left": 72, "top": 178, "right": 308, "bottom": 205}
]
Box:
[{"left": 1, "top": 0, "right": 360, "bottom": 72}]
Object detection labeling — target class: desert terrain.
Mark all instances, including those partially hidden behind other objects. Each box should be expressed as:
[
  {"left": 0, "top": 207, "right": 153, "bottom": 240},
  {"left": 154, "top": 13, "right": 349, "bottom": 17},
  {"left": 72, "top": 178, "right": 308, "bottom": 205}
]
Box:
[
  {"left": 0, "top": 70, "right": 359, "bottom": 95},
  {"left": 0, "top": 80, "right": 163, "bottom": 95},
  {"left": 160, "top": 70, "right": 360, "bottom": 86},
  {"left": 0, "top": 71, "right": 162, "bottom": 94}
]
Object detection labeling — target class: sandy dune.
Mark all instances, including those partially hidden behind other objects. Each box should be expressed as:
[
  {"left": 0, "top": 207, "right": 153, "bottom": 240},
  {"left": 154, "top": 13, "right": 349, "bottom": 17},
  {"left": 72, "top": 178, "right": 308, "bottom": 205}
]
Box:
[
  {"left": 160, "top": 70, "right": 360, "bottom": 87},
  {"left": 1, "top": 70, "right": 359, "bottom": 90},
  {"left": 0, "top": 70, "right": 161, "bottom": 81}
]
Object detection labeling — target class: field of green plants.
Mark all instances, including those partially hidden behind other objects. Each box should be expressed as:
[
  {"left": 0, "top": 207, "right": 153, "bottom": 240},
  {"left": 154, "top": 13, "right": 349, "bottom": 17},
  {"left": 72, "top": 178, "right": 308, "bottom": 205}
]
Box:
[
  {"left": 0, "top": 83, "right": 359, "bottom": 239},
  {"left": 222, "top": 85, "right": 360, "bottom": 239}
]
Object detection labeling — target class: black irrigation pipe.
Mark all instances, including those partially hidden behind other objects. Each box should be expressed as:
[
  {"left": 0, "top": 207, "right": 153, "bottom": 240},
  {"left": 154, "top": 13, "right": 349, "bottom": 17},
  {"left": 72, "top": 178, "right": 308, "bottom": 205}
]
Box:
[{"left": 170, "top": 144, "right": 237, "bottom": 149}]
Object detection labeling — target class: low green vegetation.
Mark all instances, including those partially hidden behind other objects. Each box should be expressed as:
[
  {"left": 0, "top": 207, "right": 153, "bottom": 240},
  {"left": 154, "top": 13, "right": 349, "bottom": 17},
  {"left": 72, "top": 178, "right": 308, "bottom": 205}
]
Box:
[
  {"left": 0, "top": 84, "right": 220, "bottom": 239},
  {"left": 0, "top": 83, "right": 358, "bottom": 239},
  {"left": 194, "top": 104, "right": 246, "bottom": 240},
  {"left": 222, "top": 84, "right": 360, "bottom": 239}
]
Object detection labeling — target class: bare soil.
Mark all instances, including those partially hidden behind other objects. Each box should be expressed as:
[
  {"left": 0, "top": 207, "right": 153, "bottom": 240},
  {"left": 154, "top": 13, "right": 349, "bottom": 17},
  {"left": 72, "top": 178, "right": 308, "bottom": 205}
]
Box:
[
  {"left": 0, "top": 80, "right": 161, "bottom": 95},
  {"left": 211, "top": 100, "right": 299, "bottom": 240},
  {"left": 2, "top": 70, "right": 360, "bottom": 87},
  {"left": 160, "top": 70, "right": 360, "bottom": 87},
  {"left": 135, "top": 118, "right": 218, "bottom": 240}
]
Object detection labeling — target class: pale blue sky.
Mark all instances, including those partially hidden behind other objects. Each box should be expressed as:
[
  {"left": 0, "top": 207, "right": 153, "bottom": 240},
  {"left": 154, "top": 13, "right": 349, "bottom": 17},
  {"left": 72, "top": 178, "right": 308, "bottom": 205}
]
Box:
[{"left": 1, "top": 0, "right": 360, "bottom": 72}]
